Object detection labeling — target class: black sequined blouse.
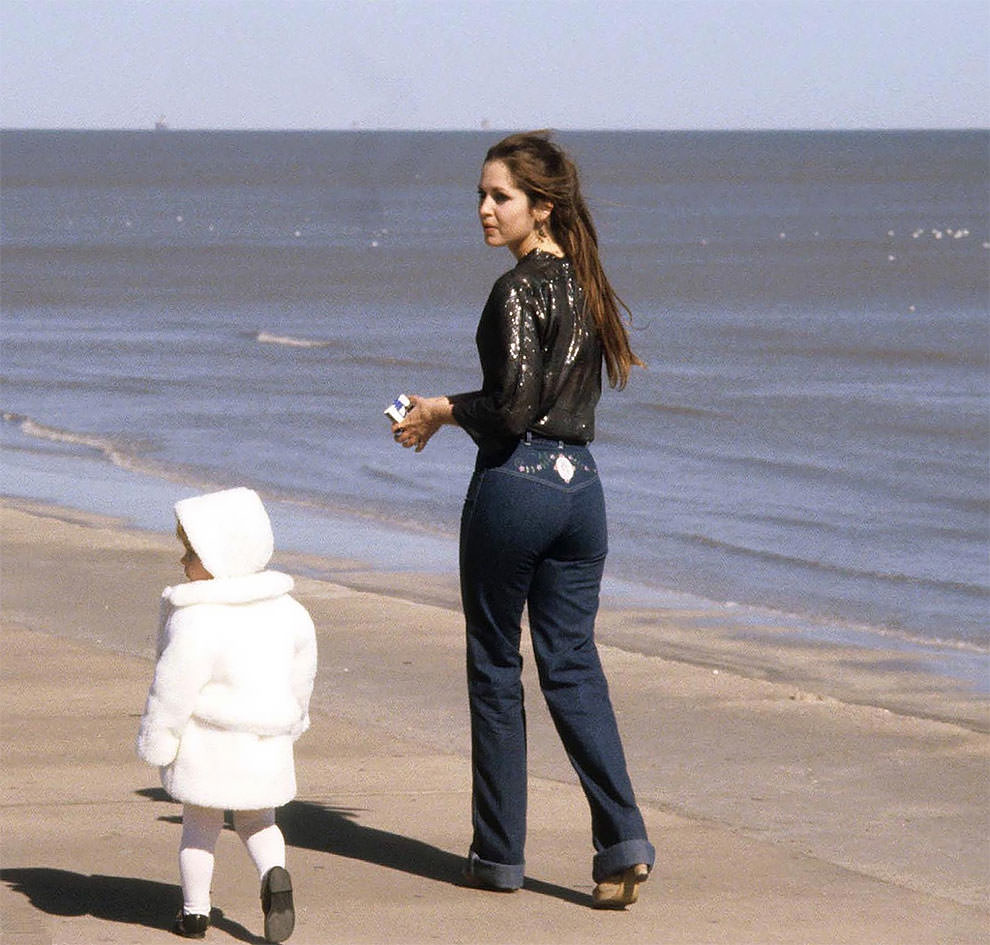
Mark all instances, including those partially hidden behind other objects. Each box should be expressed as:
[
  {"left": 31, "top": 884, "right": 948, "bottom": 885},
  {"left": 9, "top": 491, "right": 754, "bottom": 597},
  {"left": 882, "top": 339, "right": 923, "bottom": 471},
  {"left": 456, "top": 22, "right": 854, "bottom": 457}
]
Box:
[{"left": 451, "top": 249, "right": 603, "bottom": 455}]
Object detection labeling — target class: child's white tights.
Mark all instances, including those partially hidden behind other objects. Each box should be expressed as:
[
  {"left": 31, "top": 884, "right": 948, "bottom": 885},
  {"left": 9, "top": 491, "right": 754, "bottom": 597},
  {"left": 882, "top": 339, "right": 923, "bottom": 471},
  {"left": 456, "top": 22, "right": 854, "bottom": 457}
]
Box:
[{"left": 179, "top": 804, "right": 286, "bottom": 916}]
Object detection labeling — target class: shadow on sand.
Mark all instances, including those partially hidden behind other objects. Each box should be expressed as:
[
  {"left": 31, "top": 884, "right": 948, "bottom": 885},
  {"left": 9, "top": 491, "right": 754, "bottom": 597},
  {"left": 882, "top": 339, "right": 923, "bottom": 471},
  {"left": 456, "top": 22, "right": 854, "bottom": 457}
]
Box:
[
  {"left": 1, "top": 788, "right": 586, "bottom": 939},
  {"left": 0, "top": 867, "right": 262, "bottom": 942},
  {"left": 278, "top": 796, "right": 588, "bottom": 906}
]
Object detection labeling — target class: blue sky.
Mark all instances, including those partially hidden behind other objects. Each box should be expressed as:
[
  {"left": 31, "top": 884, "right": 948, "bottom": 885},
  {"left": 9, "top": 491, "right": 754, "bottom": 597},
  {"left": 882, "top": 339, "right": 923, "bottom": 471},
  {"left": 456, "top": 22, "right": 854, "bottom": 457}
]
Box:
[{"left": 1, "top": 0, "right": 987, "bottom": 130}]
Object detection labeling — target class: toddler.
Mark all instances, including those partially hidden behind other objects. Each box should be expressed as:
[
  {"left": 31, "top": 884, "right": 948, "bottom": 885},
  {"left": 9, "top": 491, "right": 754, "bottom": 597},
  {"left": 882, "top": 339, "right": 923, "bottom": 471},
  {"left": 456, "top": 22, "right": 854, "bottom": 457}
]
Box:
[{"left": 137, "top": 488, "right": 318, "bottom": 941}]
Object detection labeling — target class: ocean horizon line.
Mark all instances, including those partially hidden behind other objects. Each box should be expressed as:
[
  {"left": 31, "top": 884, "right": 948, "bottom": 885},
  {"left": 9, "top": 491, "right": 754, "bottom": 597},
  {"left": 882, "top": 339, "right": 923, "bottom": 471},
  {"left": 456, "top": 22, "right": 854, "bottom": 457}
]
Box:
[{"left": 2, "top": 125, "right": 987, "bottom": 135}]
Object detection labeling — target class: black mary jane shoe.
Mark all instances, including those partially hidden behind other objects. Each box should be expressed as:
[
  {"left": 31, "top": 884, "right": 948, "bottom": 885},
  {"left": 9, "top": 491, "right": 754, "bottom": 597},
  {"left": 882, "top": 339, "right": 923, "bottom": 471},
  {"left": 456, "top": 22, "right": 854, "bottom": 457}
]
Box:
[
  {"left": 172, "top": 910, "right": 210, "bottom": 938},
  {"left": 260, "top": 865, "right": 295, "bottom": 943}
]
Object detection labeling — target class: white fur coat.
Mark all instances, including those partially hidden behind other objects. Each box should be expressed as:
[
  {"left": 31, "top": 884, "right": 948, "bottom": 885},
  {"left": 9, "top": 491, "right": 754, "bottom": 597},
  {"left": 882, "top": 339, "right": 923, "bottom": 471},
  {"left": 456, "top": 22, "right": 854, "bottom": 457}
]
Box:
[{"left": 137, "top": 570, "right": 318, "bottom": 809}]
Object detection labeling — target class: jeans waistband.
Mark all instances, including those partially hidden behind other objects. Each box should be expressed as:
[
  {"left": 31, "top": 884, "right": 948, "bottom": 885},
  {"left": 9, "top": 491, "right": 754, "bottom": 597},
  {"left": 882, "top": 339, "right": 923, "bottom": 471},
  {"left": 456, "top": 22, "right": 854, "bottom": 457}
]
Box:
[{"left": 523, "top": 431, "right": 588, "bottom": 449}]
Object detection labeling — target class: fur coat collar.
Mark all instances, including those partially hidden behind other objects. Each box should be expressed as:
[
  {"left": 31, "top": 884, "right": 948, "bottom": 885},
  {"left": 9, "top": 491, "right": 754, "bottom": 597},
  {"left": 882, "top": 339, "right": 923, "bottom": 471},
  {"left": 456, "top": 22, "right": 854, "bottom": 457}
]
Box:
[{"left": 164, "top": 570, "right": 294, "bottom": 608}]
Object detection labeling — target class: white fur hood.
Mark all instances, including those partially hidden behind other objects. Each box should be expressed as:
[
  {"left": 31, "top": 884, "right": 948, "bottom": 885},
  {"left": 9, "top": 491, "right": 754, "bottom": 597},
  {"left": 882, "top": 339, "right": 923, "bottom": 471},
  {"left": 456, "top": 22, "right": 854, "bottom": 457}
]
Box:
[{"left": 175, "top": 487, "right": 273, "bottom": 579}]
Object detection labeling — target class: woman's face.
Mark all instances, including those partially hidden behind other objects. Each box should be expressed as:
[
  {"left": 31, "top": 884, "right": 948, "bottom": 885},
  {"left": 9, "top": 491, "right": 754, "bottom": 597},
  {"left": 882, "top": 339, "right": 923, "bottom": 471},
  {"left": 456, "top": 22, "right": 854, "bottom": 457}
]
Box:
[{"left": 477, "top": 159, "right": 548, "bottom": 258}]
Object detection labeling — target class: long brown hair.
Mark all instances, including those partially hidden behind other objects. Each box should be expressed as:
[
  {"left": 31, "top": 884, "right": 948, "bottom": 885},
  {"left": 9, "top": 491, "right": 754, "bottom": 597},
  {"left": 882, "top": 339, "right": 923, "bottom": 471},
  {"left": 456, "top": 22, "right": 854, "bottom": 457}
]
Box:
[{"left": 484, "top": 131, "right": 644, "bottom": 389}]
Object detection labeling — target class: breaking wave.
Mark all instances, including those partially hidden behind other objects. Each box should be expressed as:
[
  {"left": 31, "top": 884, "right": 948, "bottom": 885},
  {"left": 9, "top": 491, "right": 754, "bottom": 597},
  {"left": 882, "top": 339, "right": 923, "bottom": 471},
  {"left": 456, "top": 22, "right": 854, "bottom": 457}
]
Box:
[{"left": 255, "top": 331, "right": 337, "bottom": 349}]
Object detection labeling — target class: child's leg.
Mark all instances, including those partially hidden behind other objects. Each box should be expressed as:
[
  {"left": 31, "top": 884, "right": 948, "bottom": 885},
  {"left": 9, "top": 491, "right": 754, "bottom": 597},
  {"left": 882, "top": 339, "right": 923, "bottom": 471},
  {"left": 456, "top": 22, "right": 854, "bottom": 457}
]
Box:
[
  {"left": 232, "top": 808, "right": 285, "bottom": 878},
  {"left": 235, "top": 809, "right": 294, "bottom": 942},
  {"left": 179, "top": 805, "right": 225, "bottom": 916}
]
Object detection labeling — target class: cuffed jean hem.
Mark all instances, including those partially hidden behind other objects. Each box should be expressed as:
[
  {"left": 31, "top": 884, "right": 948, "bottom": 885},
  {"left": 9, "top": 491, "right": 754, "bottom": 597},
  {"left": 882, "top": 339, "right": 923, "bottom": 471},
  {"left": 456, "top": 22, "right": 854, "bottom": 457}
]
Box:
[
  {"left": 592, "top": 838, "right": 657, "bottom": 884},
  {"left": 467, "top": 849, "right": 525, "bottom": 890}
]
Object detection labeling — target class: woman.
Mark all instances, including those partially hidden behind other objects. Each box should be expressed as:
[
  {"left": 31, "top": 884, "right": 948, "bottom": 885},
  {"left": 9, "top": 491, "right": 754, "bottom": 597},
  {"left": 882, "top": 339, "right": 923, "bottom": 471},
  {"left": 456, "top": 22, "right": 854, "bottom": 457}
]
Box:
[{"left": 391, "top": 131, "right": 654, "bottom": 908}]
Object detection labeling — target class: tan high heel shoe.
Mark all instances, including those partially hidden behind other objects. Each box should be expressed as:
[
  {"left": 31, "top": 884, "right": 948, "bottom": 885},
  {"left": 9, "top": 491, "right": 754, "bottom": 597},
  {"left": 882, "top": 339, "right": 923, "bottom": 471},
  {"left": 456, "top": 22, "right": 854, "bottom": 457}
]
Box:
[{"left": 591, "top": 862, "right": 649, "bottom": 909}]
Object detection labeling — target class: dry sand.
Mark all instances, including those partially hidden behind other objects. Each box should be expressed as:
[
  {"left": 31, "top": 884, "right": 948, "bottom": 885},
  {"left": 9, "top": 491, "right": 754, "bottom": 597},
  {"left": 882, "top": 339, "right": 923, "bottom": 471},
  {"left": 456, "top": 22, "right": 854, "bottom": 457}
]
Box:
[{"left": 1, "top": 498, "right": 987, "bottom": 944}]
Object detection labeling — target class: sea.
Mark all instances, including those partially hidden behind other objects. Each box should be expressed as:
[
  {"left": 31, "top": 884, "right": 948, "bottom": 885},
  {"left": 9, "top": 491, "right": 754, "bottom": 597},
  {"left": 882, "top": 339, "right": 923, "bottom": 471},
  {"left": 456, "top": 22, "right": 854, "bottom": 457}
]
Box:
[{"left": 1, "top": 129, "right": 987, "bottom": 689}]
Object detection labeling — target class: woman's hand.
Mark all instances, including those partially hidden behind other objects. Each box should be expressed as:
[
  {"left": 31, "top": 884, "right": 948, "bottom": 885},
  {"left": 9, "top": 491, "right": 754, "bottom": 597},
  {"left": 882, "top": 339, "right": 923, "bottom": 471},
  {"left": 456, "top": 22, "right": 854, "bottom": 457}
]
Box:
[{"left": 391, "top": 395, "right": 455, "bottom": 453}]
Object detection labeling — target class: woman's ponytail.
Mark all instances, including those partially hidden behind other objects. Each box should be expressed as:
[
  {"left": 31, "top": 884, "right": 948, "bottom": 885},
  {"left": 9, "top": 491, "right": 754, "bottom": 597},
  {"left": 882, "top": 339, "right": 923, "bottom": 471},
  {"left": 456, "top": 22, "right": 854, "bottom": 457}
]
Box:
[{"left": 485, "top": 132, "right": 644, "bottom": 388}]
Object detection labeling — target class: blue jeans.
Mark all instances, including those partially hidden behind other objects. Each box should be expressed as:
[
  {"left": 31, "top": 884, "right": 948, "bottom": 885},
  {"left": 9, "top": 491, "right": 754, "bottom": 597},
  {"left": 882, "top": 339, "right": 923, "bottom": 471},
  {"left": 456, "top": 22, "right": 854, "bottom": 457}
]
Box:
[{"left": 459, "top": 435, "right": 655, "bottom": 888}]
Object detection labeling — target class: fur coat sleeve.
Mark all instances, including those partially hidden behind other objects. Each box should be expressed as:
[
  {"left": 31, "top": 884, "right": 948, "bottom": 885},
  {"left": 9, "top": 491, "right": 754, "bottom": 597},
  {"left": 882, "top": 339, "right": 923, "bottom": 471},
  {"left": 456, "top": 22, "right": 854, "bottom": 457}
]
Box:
[{"left": 137, "top": 602, "right": 216, "bottom": 766}]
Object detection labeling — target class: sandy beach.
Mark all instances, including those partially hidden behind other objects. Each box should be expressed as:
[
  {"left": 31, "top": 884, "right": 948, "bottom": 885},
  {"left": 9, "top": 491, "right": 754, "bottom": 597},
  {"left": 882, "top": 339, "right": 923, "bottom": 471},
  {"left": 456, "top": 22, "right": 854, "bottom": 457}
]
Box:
[{"left": 1, "top": 497, "right": 987, "bottom": 944}]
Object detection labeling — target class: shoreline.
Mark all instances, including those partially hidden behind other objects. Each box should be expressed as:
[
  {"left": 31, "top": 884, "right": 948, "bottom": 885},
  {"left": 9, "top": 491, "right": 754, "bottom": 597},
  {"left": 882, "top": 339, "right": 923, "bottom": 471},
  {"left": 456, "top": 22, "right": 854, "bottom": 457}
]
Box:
[
  {"left": 3, "top": 416, "right": 988, "bottom": 655},
  {"left": 3, "top": 492, "right": 987, "bottom": 733},
  {"left": 1, "top": 495, "right": 988, "bottom": 942}
]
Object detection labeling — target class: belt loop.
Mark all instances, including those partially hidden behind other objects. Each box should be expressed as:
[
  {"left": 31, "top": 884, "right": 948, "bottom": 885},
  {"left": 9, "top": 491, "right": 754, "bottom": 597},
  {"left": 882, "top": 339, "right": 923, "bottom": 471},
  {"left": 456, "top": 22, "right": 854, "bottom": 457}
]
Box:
[{"left": 524, "top": 431, "right": 533, "bottom": 445}]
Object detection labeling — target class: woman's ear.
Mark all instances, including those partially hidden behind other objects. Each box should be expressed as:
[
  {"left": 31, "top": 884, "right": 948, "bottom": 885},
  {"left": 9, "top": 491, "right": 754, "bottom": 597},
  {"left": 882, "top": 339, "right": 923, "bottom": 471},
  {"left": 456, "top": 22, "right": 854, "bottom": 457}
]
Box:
[{"left": 536, "top": 201, "right": 553, "bottom": 225}]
